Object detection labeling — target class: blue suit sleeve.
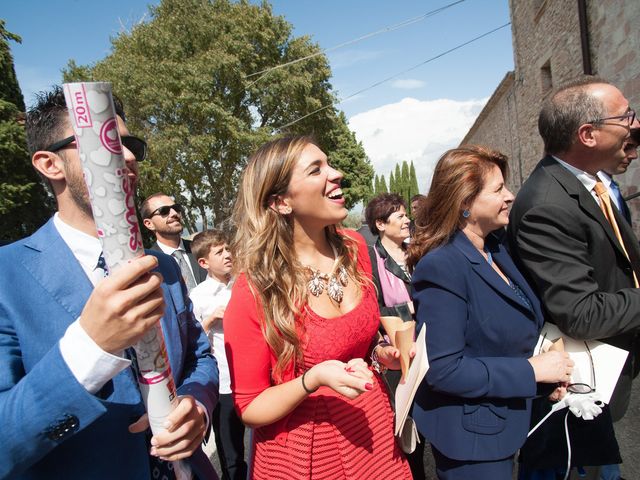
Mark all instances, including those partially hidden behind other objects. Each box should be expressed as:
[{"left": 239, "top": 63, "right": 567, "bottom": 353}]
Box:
[
  {"left": 176, "top": 300, "right": 219, "bottom": 415},
  {"left": 413, "top": 251, "right": 536, "bottom": 399},
  {"left": 161, "top": 254, "right": 219, "bottom": 416},
  {"left": 0, "top": 306, "right": 109, "bottom": 477}
]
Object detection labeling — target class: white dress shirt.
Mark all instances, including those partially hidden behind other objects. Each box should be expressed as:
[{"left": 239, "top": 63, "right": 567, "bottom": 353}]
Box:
[
  {"left": 597, "top": 171, "right": 622, "bottom": 211},
  {"left": 554, "top": 155, "right": 601, "bottom": 205},
  {"left": 190, "top": 276, "right": 233, "bottom": 394},
  {"left": 54, "top": 213, "right": 131, "bottom": 394}
]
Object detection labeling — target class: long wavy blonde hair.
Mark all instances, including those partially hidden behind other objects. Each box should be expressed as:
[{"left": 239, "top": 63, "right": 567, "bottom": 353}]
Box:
[{"left": 232, "top": 136, "right": 365, "bottom": 382}]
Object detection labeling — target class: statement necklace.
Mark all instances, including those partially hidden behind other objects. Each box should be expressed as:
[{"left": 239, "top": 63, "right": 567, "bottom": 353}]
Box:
[{"left": 304, "top": 245, "right": 349, "bottom": 303}]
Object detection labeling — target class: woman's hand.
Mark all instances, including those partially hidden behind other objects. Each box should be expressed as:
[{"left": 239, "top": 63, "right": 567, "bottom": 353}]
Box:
[
  {"left": 305, "top": 359, "right": 374, "bottom": 399},
  {"left": 376, "top": 343, "right": 416, "bottom": 370},
  {"left": 528, "top": 350, "right": 574, "bottom": 383},
  {"left": 548, "top": 383, "right": 568, "bottom": 402},
  {"left": 202, "top": 306, "right": 225, "bottom": 333}
]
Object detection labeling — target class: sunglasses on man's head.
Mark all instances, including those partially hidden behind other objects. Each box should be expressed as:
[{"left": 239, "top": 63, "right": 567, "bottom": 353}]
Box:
[
  {"left": 148, "top": 204, "right": 184, "bottom": 218},
  {"left": 44, "top": 135, "right": 147, "bottom": 162}
]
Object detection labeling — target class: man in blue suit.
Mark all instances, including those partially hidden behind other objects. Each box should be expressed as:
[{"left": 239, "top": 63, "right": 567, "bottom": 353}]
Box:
[{"left": 0, "top": 86, "right": 219, "bottom": 479}]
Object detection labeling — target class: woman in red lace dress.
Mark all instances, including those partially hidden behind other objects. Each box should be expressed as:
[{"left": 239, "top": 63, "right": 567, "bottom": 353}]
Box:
[{"left": 224, "top": 136, "right": 411, "bottom": 479}]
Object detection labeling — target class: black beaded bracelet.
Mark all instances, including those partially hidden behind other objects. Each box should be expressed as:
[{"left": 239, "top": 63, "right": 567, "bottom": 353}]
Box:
[{"left": 301, "top": 370, "right": 318, "bottom": 394}]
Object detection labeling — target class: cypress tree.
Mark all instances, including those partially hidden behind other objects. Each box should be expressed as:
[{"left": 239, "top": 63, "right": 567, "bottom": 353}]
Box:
[
  {"left": 379, "top": 174, "right": 388, "bottom": 193},
  {"left": 410, "top": 161, "right": 420, "bottom": 199},
  {"left": 401, "top": 161, "right": 410, "bottom": 203},
  {"left": 0, "top": 21, "right": 53, "bottom": 241}
]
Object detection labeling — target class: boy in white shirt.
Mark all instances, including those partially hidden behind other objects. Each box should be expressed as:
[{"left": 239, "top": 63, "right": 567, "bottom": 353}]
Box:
[{"left": 190, "top": 230, "right": 247, "bottom": 480}]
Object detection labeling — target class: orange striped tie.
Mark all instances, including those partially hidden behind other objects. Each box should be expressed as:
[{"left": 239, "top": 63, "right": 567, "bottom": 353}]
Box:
[{"left": 593, "top": 180, "right": 639, "bottom": 287}]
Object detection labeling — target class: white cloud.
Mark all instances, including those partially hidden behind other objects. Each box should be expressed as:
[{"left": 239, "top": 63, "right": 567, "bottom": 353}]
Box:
[
  {"left": 391, "top": 79, "right": 426, "bottom": 90},
  {"left": 349, "top": 97, "right": 488, "bottom": 193}
]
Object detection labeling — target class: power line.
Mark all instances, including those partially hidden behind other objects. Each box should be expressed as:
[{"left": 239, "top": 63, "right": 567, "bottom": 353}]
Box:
[
  {"left": 277, "top": 22, "right": 511, "bottom": 131},
  {"left": 246, "top": 0, "right": 466, "bottom": 81}
]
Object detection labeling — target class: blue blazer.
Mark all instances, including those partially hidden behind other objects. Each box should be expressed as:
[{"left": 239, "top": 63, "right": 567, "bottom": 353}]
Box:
[
  {"left": 411, "top": 230, "right": 544, "bottom": 461},
  {"left": 0, "top": 218, "right": 219, "bottom": 479}
]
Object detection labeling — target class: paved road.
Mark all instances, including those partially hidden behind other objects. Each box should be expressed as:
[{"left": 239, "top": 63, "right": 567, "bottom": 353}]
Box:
[{"left": 617, "top": 375, "right": 640, "bottom": 479}]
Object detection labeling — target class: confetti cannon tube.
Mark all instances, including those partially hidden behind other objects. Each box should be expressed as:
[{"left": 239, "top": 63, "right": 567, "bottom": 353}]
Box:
[{"left": 62, "top": 82, "right": 191, "bottom": 479}]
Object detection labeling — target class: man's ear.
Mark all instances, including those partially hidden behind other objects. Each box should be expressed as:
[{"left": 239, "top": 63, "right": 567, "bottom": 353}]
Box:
[
  {"left": 32, "top": 151, "right": 64, "bottom": 182},
  {"left": 578, "top": 123, "right": 597, "bottom": 148},
  {"left": 268, "top": 195, "right": 292, "bottom": 215},
  {"left": 197, "top": 257, "right": 208, "bottom": 269},
  {"left": 142, "top": 217, "right": 155, "bottom": 231}
]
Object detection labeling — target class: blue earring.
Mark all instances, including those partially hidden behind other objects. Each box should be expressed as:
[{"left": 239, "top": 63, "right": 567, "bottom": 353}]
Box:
[{"left": 462, "top": 210, "right": 470, "bottom": 218}]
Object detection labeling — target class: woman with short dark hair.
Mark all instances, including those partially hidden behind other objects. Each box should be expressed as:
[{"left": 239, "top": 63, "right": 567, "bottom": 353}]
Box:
[{"left": 365, "top": 193, "right": 413, "bottom": 322}]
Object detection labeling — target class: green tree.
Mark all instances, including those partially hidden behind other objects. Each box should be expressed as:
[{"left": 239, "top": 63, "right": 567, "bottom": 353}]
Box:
[
  {"left": 389, "top": 170, "right": 395, "bottom": 194},
  {"left": 393, "top": 163, "right": 402, "bottom": 196},
  {"left": 410, "top": 161, "right": 419, "bottom": 199},
  {"left": 400, "top": 160, "right": 410, "bottom": 203},
  {"left": 63, "top": 0, "right": 372, "bottom": 229},
  {"left": 0, "top": 20, "right": 53, "bottom": 241},
  {"left": 323, "top": 112, "right": 372, "bottom": 209},
  {"left": 379, "top": 174, "right": 388, "bottom": 193}
]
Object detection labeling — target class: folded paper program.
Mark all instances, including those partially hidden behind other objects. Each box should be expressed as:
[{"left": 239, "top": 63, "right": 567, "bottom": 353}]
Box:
[
  {"left": 394, "top": 323, "right": 428, "bottom": 437},
  {"left": 380, "top": 316, "right": 415, "bottom": 381}
]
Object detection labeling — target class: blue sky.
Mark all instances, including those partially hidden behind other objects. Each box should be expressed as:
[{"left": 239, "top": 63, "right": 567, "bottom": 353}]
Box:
[{"left": 3, "top": 0, "right": 514, "bottom": 192}]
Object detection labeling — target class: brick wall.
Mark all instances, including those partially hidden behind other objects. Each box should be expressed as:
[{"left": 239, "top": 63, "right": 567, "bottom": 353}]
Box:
[
  {"left": 460, "top": 72, "right": 523, "bottom": 192},
  {"left": 462, "top": 0, "right": 640, "bottom": 229},
  {"left": 589, "top": 0, "right": 640, "bottom": 224}
]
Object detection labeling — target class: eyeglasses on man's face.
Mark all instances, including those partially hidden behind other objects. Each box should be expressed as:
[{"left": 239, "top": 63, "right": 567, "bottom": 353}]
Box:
[
  {"left": 44, "top": 135, "right": 147, "bottom": 162},
  {"left": 589, "top": 108, "right": 636, "bottom": 128},
  {"left": 148, "top": 204, "right": 184, "bottom": 218}
]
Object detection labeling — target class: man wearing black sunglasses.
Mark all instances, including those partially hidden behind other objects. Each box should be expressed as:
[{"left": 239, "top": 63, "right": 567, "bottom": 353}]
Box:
[
  {"left": 0, "top": 86, "right": 219, "bottom": 479},
  {"left": 141, "top": 193, "right": 207, "bottom": 291}
]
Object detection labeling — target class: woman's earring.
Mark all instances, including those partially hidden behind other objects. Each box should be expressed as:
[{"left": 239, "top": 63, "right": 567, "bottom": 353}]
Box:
[
  {"left": 462, "top": 209, "right": 470, "bottom": 218},
  {"left": 282, "top": 206, "right": 292, "bottom": 215}
]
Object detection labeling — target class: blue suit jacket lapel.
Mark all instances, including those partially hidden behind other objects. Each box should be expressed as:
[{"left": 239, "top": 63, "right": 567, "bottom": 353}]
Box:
[
  {"left": 23, "top": 219, "right": 143, "bottom": 401},
  {"left": 491, "top": 244, "right": 545, "bottom": 327},
  {"left": 159, "top": 283, "right": 183, "bottom": 372},
  {"left": 22, "top": 219, "right": 94, "bottom": 323},
  {"left": 146, "top": 250, "right": 187, "bottom": 374},
  {"left": 453, "top": 231, "right": 541, "bottom": 323}
]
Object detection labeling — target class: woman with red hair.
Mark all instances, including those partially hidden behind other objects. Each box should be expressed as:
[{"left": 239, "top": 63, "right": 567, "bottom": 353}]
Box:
[{"left": 408, "top": 146, "right": 573, "bottom": 479}]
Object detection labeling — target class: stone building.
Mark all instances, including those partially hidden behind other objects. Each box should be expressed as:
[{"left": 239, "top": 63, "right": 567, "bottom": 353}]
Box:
[{"left": 462, "top": 0, "right": 640, "bottom": 223}]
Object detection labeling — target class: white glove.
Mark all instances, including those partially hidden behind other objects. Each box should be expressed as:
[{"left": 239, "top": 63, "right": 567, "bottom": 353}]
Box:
[{"left": 565, "top": 392, "right": 604, "bottom": 420}]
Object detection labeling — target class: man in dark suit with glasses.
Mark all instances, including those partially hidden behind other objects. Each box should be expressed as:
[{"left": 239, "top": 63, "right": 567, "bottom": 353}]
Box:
[{"left": 509, "top": 77, "right": 640, "bottom": 480}]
